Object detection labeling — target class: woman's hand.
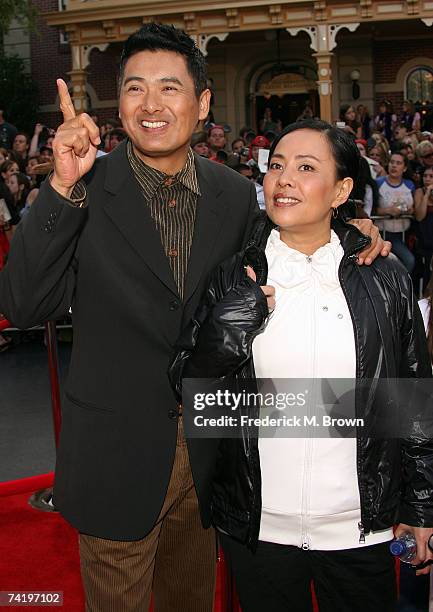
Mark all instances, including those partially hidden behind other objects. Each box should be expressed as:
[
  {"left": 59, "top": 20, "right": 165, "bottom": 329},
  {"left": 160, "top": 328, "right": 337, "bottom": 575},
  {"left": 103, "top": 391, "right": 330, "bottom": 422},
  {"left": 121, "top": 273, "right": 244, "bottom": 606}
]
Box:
[
  {"left": 395, "top": 524, "right": 433, "bottom": 575},
  {"left": 246, "top": 265, "right": 275, "bottom": 311},
  {"left": 347, "top": 219, "right": 391, "bottom": 265}
]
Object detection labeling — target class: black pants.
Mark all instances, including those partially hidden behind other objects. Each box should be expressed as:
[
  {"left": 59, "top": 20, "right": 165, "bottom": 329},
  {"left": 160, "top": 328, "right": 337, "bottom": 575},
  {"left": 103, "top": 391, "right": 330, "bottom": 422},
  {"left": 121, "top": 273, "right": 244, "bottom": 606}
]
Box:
[{"left": 220, "top": 534, "right": 397, "bottom": 612}]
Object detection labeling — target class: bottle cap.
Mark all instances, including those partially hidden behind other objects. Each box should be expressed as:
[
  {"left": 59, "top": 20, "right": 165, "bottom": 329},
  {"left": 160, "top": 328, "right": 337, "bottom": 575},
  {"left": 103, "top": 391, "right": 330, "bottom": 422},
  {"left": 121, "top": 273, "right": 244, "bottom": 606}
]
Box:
[{"left": 390, "top": 540, "right": 406, "bottom": 556}]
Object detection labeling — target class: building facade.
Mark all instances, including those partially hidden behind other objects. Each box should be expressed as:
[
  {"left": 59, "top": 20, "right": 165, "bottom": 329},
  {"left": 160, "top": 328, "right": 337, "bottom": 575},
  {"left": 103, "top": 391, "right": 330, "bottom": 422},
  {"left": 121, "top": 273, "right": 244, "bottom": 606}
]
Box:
[{"left": 29, "top": 0, "right": 433, "bottom": 134}]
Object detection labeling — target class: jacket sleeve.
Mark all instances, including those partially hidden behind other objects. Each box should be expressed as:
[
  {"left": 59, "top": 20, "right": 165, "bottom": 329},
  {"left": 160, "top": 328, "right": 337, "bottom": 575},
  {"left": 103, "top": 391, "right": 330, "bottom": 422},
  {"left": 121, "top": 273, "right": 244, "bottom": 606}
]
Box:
[
  {"left": 0, "top": 178, "right": 87, "bottom": 328},
  {"left": 397, "top": 269, "right": 433, "bottom": 526},
  {"left": 168, "top": 252, "right": 269, "bottom": 400}
]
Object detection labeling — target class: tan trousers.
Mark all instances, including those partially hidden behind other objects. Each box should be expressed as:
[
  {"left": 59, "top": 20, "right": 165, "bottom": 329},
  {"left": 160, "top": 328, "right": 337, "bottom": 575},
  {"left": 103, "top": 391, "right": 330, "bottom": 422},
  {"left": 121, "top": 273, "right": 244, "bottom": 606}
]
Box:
[{"left": 79, "top": 418, "right": 216, "bottom": 612}]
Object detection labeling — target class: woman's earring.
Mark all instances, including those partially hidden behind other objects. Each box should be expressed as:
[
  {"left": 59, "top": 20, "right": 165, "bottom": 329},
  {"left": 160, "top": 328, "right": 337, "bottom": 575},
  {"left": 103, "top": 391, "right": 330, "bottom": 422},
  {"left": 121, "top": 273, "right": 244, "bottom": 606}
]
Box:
[{"left": 332, "top": 207, "right": 338, "bottom": 218}]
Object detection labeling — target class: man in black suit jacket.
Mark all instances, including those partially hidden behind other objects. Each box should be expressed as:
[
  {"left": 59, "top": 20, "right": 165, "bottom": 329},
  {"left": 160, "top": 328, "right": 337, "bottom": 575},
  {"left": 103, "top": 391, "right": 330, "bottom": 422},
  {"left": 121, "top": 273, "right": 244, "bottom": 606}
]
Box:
[{"left": 0, "top": 23, "right": 388, "bottom": 612}]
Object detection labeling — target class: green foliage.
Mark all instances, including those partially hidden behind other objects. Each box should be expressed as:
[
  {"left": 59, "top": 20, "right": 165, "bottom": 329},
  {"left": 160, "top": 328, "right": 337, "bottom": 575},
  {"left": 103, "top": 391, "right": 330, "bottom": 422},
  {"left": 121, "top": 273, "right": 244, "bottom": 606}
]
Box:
[
  {"left": 0, "top": 0, "right": 39, "bottom": 39},
  {"left": 0, "top": 52, "right": 39, "bottom": 133}
]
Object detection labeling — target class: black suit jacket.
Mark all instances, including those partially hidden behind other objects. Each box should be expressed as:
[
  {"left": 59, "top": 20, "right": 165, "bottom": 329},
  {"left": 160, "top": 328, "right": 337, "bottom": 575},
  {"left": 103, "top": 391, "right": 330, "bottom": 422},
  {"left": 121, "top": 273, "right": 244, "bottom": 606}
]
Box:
[{"left": 0, "top": 141, "right": 259, "bottom": 539}]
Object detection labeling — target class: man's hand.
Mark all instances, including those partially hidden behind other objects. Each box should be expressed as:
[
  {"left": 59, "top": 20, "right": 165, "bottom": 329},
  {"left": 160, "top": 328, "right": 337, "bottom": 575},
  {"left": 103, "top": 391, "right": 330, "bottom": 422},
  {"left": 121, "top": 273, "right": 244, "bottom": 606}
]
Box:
[
  {"left": 246, "top": 265, "right": 276, "bottom": 311},
  {"left": 348, "top": 218, "right": 391, "bottom": 265},
  {"left": 395, "top": 524, "right": 433, "bottom": 576},
  {"left": 51, "top": 79, "right": 101, "bottom": 198}
]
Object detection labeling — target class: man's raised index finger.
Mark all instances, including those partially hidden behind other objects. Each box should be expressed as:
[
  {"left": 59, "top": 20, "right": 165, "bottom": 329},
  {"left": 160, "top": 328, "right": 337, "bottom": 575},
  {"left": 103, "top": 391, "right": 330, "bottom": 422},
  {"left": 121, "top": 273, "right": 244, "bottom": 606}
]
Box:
[{"left": 57, "top": 78, "right": 76, "bottom": 121}]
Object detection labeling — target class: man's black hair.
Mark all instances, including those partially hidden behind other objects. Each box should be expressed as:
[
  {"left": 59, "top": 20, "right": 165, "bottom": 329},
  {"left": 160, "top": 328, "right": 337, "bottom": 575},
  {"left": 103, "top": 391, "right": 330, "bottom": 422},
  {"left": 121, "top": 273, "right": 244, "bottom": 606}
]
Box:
[
  {"left": 118, "top": 23, "right": 208, "bottom": 98},
  {"left": 268, "top": 119, "right": 360, "bottom": 182}
]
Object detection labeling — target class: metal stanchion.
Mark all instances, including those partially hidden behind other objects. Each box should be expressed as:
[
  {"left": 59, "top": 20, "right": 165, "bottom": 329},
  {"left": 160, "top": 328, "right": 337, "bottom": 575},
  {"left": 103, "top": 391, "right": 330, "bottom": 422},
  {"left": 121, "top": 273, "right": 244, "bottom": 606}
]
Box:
[{"left": 29, "top": 321, "right": 62, "bottom": 512}]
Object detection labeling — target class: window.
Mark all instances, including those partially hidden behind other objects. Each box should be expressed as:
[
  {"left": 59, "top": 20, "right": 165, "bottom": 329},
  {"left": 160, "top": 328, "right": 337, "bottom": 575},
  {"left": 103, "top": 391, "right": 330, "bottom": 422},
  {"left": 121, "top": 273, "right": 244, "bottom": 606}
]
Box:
[{"left": 406, "top": 67, "right": 433, "bottom": 104}]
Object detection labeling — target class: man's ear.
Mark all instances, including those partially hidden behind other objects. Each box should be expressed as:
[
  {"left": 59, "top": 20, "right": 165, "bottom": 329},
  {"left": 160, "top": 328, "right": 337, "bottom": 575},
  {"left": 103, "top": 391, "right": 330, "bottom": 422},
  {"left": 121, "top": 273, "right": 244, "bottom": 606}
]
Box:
[{"left": 198, "top": 89, "right": 211, "bottom": 121}]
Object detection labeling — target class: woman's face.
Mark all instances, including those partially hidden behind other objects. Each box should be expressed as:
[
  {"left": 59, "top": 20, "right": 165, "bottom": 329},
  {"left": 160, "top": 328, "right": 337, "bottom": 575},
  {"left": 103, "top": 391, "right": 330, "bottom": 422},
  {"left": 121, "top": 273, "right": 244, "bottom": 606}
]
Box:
[
  {"left": 368, "top": 147, "right": 381, "bottom": 163},
  {"left": 423, "top": 169, "right": 433, "bottom": 187},
  {"left": 6, "top": 174, "right": 20, "bottom": 196},
  {"left": 345, "top": 107, "right": 356, "bottom": 122},
  {"left": 388, "top": 154, "right": 406, "bottom": 180},
  {"left": 2, "top": 162, "right": 19, "bottom": 180},
  {"left": 264, "top": 129, "right": 352, "bottom": 231},
  {"left": 26, "top": 158, "right": 39, "bottom": 176}
]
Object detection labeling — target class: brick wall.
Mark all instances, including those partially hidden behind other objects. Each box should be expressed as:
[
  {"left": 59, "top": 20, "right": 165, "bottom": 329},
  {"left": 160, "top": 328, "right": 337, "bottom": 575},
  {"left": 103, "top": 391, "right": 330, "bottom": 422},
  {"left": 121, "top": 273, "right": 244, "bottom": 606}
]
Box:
[
  {"left": 374, "top": 38, "right": 433, "bottom": 84},
  {"left": 31, "top": 1, "right": 119, "bottom": 128},
  {"left": 31, "top": 0, "right": 71, "bottom": 126}
]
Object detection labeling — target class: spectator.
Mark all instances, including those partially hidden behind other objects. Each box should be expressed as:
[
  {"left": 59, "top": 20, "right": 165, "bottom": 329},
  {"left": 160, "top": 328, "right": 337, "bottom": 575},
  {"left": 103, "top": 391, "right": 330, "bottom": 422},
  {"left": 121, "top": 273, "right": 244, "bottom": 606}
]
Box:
[
  {"left": 239, "top": 126, "right": 256, "bottom": 145},
  {"left": 417, "top": 140, "right": 433, "bottom": 169},
  {"left": 356, "top": 104, "right": 373, "bottom": 140},
  {"left": 29, "top": 123, "right": 45, "bottom": 157},
  {"left": 339, "top": 104, "right": 362, "bottom": 138},
  {"left": 11, "top": 133, "right": 30, "bottom": 171},
  {"left": 375, "top": 152, "right": 415, "bottom": 272},
  {"left": 356, "top": 139, "right": 381, "bottom": 178},
  {"left": 414, "top": 167, "right": 433, "bottom": 289},
  {"left": 231, "top": 137, "right": 245, "bottom": 155},
  {"left": 0, "top": 110, "right": 17, "bottom": 150},
  {"left": 6, "top": 172, "right": 30, "bottom": 214},
  {"left": 207, "top": 124, "right": 226, "bottom": 155},
  {"left": 259, "top": 107, "right": 281, "bottom": 135},
  {"left": 393, "top": 123, "right": 409, "bottom": 143},
  {"left": 234, "top": 163, "right": 265, "bottom": 209},
  {"left": 419, "top": 131, "right": 432, "bottom": 143},
  {"left": 39, "top": 146, "right": 54, "bottom": 163},
  {"left": 106, "top": 128, "right": 127, "bottom": 152},
  {"left": 400, "top": 100, "right": 421, "bottom": 133},
  {"left": 375, "top": 100, "right": 397, "bottom": 142},
  {"left": 368, "top": 144, "right": 388, "bottom": 177},
  {"left": 0, "top": 148, "right": 8, "bottom": 165},
  {"left": 25, "top": 156, "right": 40, "bottom": 188},
  {"left": 191, "top": 132, "right": 210, "bottom": 158},
  {"left": 1, "top": 160, "right": 19, "bottom": 182},
  {"left": 249, "top": 135, "right": 270, "bottom": 166},
  {"left": 351, "top": 156, "right": 379, "bottom": 217}
]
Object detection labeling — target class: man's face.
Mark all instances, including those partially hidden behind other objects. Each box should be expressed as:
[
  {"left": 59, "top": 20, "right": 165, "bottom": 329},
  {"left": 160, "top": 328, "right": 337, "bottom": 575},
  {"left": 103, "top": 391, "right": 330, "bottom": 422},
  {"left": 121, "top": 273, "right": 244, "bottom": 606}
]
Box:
[
  {"left": 13, "top": 134, "right": 28, "bottom": 155},
  {"left": 119, "top": 50, "right": 210, "bottom": 169},
  {"left": 39, "top": 148, "right": 53, "bottom": 163},
  {"left": 208, "top": 128, "right": 226, "bottom": 151}
]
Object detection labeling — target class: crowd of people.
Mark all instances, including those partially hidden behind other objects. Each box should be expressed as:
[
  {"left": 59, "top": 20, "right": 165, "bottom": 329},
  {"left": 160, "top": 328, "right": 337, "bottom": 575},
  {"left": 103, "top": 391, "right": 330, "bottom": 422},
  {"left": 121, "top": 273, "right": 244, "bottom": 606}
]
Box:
[
  {"left": 0, "top": 22, "right": 432, "bottom": 612},
  {"left": 1, "top": 97, "right": 433, "bottom": 359}
]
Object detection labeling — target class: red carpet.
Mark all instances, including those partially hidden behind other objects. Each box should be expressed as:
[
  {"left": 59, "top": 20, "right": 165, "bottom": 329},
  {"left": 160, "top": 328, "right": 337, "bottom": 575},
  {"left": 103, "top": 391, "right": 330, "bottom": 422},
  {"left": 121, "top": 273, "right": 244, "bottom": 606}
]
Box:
[
  {"left": 0, "top": 490, "right": 85, "bottom": 611},
  {"left": 0, "top": 475, "right": 241, "bottom": 611}
]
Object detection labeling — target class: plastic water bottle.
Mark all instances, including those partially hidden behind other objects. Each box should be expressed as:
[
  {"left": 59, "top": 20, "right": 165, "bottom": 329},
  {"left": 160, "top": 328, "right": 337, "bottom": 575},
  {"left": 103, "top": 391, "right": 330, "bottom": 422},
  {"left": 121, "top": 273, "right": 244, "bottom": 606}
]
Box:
[{"left": 389, "top": 533, "right": 417, "bottom": 563}]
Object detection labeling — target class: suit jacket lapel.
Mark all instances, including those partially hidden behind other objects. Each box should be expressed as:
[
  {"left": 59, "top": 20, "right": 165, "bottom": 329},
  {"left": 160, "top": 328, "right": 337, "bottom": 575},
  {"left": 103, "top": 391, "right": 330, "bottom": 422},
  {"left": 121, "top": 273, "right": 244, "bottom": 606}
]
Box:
[
  {"left": 102, "top": 141, "right": 179, "bottom": 297},
  {"left": 183, "top": 155, "right": 228, "bottom": 304}
]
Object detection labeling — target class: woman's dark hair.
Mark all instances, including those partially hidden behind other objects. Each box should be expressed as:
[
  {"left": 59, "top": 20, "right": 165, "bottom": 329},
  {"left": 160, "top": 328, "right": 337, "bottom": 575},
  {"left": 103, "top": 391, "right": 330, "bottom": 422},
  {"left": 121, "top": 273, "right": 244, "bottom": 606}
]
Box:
[
  {"left": 339, "top": 104, "right": 352, "bottom": 122},
  {"left": 118, "top": 23, "right": 207, "bottom": 97},
  {"left": 268, "top": 119, "right": 360, "bottom": 182}
]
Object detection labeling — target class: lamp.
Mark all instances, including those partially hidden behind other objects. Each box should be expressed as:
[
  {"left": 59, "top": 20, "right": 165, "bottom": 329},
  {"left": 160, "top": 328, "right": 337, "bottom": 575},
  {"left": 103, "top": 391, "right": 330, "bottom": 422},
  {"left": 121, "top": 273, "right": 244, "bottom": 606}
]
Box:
[{"left": 350, "top": 69, "right": 361, "bottom": 100}]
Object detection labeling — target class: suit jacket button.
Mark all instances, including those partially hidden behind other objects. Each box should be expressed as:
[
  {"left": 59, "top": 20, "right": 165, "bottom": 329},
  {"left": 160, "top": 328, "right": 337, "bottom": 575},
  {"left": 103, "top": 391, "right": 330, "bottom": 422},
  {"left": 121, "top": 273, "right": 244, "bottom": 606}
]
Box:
[
  {"left": 168, "top": 408, "right": 178, "bottom": 419},
  {"left": 170, "top": 299, "right": 180, "bottom": 311}
]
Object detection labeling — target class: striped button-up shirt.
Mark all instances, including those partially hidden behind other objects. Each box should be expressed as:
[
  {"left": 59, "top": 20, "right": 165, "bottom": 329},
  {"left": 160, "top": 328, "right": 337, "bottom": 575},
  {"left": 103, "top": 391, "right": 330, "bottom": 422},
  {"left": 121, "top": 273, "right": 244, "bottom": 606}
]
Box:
[{"left": 127, "top": 140, "right": 200, "bottom": 299}]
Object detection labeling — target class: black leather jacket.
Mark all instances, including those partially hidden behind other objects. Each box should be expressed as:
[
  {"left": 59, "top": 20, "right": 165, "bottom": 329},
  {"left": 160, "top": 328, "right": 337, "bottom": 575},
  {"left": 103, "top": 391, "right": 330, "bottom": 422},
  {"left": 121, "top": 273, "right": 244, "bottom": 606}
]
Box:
[{"left": 170, "top": 214, "right": 433, "bottom": 550}]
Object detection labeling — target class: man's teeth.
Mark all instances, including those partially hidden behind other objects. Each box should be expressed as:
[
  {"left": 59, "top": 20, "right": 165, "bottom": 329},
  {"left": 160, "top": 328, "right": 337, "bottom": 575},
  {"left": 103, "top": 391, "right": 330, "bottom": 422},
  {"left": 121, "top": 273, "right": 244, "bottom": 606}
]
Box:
[
  {"left": 141, "top": 121, "right": 167, "bottom": 128},
  {"left": 276, "top": 197, "right": 300, "bottom": 204}
]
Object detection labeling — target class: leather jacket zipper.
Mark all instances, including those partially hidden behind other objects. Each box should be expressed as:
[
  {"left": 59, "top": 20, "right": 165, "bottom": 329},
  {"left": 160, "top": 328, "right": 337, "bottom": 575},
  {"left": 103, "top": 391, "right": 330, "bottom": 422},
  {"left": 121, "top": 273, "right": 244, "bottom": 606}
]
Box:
[{"left": 338, "top": 250, "right": 369, "bottom": 543}]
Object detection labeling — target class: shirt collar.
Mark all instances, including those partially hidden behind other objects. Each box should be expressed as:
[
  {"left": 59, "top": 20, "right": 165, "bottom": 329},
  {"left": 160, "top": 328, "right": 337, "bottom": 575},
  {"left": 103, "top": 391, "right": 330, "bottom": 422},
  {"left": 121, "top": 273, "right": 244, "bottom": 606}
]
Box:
[{"left": 127, "top": 139, "right": 200, "bottom": 200}]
